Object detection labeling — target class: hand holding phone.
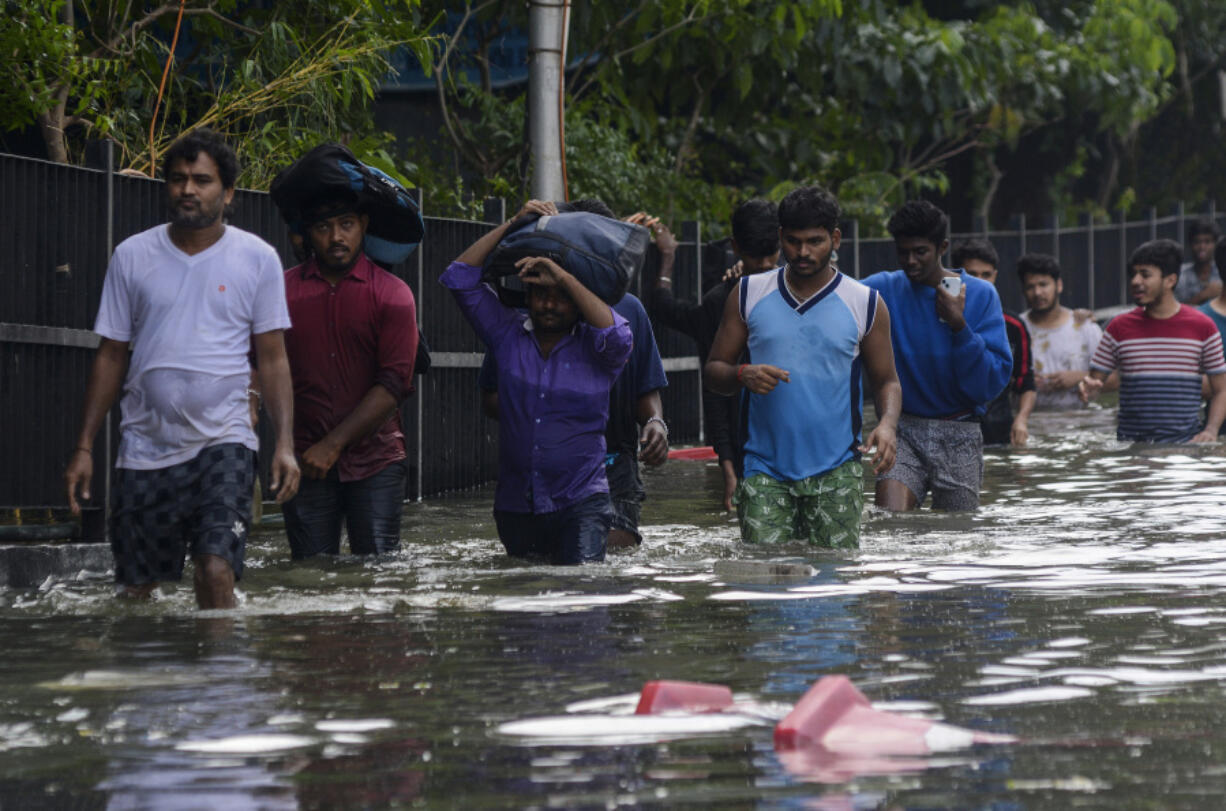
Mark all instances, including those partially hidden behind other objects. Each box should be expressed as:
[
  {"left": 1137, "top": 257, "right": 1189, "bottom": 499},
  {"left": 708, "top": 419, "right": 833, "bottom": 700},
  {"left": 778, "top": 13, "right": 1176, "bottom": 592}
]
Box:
[{"left": 936, "top": 274, "right": 966, "bottom": 329}]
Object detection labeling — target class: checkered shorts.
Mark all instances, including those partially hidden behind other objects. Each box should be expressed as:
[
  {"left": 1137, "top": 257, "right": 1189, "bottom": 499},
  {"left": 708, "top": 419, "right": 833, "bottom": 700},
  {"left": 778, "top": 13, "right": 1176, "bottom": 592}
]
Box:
[
  {"left": 877, "top": 415, "right": 983, "bottom": 510},
  {"left": 110, "top": 444, "right": 255, "bottom": 586}
]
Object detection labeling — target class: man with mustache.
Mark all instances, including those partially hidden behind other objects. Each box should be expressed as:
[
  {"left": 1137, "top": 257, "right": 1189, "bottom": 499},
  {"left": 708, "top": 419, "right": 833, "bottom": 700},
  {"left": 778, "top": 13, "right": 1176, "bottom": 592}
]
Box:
[
  {"left": 1016, "top": 253, "right": 1106, "bottom": 412},
  {"left": 278, "top": 195, "right": 419, "bottom": 558},
  {"left": 64, "top": 128, "right": 299, "bottom": 608},
  {"left": 862, "top": 201, "right": 1011, "bottom": 511},
  {"left": 706, "top": 185, "right": 901, "bottom": 547},
  {"left": 1080, "top": 239, "right": 1226, "bottom": 442}
]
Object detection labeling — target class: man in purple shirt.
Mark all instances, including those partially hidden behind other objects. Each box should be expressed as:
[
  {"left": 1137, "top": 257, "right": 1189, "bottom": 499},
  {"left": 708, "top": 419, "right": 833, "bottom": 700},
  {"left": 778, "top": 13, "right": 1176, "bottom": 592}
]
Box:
[{"left": 441, "top": 200, "right": 633, "bottom": 564}]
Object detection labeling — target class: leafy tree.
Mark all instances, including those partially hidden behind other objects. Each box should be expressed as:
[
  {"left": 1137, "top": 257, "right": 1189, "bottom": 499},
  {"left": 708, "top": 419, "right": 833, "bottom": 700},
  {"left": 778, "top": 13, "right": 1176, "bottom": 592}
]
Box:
[{"left": 1, "top": 0, "right": 434, "bottom": 186}]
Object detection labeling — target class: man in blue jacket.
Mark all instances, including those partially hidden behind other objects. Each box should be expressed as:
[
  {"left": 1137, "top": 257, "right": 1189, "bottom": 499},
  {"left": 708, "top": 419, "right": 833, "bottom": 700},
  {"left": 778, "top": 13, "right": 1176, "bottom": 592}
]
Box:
[{"left": 863, "top": 201, "right": 1011, "bottom": 511}]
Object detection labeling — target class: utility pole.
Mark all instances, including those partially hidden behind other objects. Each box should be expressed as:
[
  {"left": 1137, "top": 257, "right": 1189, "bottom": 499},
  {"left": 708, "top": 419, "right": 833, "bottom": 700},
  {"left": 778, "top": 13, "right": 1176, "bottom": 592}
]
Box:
[{"left": 527, "top": 0, "right": 566, "bottom": 200}]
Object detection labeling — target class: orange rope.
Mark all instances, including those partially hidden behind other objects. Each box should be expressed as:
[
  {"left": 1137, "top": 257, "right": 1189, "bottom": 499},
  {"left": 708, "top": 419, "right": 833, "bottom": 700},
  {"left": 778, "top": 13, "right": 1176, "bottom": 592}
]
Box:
[{"left": 148, "top": 0, "right": 188, "bottom": 176}]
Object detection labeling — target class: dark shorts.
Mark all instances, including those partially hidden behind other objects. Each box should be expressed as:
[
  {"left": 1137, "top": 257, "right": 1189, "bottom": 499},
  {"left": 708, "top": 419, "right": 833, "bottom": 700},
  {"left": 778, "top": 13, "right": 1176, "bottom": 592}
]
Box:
[
  {"left": 606, "top": 452, "right": 644, "bottom": 545},
  {"left": 878, "top": 415, "right": 983, "bottom": 510},
  {"left": 494, "top": 492, "right": 613, "bottom": 565},
  {"left": 110, "top": 443, "right": 255, "bottom": 586},
  {"left": 282, "top": 460, "right": 406, "bottom": 559}
]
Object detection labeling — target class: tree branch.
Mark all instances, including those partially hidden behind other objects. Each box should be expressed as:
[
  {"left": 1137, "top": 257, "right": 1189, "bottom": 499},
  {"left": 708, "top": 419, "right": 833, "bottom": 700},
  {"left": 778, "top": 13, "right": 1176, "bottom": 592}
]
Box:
[{"left": 570, "top": 4, "right": 710, "bottom": 102}]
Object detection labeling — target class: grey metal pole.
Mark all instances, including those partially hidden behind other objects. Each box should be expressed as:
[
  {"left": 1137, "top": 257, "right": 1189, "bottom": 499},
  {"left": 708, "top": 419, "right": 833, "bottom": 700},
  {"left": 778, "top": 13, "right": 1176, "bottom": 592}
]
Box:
[
  {"left": 851, "top": 219, "right": 860, "bottom": 279},
  {"left": 681, "top": 220, "right": 704, "bottom": 444},
  {"left": 1019, "top": 212, "right": 1027, "bottom": 256},
  {"left": 104, "top": 139, "right": 114, "bottom": 541},
  {"left": 414, "top": 188, "right": 425, "bottom": 503},
  {"left": 528, "top": 0, "right": 566, "bottom": 200},
  {"left": 1052, "top": 213, "right": 1060, "bottom": 264},
  {"left": 1084, "top": 213, "right": 1095, "bottom": 312},
  {"left": 1119, "top": 209, "right": 1128, "bottom": 306}
]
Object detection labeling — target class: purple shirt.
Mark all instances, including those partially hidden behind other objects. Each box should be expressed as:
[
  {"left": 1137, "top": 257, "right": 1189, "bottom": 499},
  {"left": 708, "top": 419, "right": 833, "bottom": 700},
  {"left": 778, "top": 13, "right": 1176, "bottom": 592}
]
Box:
[{"left": 440, "top": 261, "right": 633, "bottom": 513}]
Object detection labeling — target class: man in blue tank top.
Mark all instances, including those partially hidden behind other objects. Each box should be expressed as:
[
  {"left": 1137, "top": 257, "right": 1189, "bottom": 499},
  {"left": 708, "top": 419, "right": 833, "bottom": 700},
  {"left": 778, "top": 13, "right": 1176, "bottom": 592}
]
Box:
[
  {"left": 862, "top": 201, "right": 1012, "bottom": 511},
  {"left": 706, "top": 186, "right": 902, "bottom": 548}
]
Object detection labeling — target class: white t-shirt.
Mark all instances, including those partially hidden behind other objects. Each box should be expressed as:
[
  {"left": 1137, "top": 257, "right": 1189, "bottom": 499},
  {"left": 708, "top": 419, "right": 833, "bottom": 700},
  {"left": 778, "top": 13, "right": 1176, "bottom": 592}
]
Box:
[
  {"left": 94, "top": 224, "right": 291, "bottom": 469},
  {"left": 1020, "top": 309, "right": 1103, "bottom": 411}
]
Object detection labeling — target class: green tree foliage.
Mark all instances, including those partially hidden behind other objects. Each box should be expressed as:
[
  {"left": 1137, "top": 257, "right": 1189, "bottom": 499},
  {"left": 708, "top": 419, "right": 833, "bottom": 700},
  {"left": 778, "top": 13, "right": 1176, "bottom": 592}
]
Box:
[
  {"left": 1, "top": 0, "right": 433, "bottom": 187},
  {"left": 413, "top": 0, "right": 1185, "bottom": 233}
]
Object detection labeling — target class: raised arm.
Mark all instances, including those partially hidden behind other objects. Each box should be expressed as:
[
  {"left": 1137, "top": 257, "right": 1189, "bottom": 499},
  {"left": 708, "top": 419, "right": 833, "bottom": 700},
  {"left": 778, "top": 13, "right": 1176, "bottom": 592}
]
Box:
[
  {"left": 514, "top": 256, "right": 615, "bottom": 328},
  {"left": 455, "top": 199, "right": 558, "bottom": 266}
]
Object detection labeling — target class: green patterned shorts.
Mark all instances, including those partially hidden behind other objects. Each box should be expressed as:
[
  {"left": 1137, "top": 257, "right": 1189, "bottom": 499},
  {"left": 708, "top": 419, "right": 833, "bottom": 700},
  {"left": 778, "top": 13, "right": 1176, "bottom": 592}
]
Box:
[{"left": 734, "top": 459, "right": 863, "bottom": 548}]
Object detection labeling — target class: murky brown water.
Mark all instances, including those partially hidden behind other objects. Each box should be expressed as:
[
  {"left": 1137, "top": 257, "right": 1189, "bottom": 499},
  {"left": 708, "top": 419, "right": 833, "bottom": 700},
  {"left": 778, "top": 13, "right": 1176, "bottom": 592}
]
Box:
[{"left": 5, "top": 403, "right": 1226, "bottom": 808}]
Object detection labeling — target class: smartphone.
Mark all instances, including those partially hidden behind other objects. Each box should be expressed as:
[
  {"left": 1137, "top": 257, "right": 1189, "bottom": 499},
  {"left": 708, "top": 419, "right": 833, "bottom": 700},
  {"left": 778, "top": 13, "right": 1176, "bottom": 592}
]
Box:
[{"left": 939, "top": 276, "right": 963, "bottom": 297}]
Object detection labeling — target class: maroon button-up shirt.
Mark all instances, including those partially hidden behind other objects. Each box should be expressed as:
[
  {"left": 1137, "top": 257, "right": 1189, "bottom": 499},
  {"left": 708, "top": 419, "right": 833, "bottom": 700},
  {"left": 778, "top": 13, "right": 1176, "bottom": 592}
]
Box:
[{"left": 283, "top": 254, "right": 418, "bottom": 481}]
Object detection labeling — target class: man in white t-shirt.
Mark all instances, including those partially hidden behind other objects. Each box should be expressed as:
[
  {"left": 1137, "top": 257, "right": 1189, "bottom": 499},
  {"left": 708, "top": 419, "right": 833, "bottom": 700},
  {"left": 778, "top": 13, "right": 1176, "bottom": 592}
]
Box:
[
  {"left": 64, "top": 128, "right": 300, "bottom": 609},
  {"left": 1017, "top": 253, "right": 1104, "bottom": 411}
]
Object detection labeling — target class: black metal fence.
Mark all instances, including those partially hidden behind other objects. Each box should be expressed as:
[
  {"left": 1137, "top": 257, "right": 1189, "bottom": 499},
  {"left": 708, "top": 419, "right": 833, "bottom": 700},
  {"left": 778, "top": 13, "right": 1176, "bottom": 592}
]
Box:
[
  {"left": 0, "top": 152, "right": 706, "bottom": 525},
  {"left": 4, "top": 149, "right": 1220, "bottom": 526}
]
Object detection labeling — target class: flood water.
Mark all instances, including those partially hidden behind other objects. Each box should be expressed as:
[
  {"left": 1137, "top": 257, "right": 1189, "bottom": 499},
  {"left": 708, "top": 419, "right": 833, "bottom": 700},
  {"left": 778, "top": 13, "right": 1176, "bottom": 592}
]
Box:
[{"left": 5, "top": 403, "right": 1226, "bottom": 808}]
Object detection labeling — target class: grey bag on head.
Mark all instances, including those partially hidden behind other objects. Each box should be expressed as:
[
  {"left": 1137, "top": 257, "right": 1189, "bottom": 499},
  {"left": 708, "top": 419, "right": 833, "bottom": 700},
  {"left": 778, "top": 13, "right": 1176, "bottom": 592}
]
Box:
[{"left": 483, "top": 212, "right": 651, "bottom": 307}]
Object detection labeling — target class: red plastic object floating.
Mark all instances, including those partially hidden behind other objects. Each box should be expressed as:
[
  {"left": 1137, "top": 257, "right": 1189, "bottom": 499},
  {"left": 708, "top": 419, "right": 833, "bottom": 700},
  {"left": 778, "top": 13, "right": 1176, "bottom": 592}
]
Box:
[
  {"left": 666, "top": 446, "right": 718, "bottom": 461},
  {"left": 635, "top": 680, "right": 735, "bottom": 714},
  {"left": 774, "top": 675, "right": 1015, "bottom": 756}
]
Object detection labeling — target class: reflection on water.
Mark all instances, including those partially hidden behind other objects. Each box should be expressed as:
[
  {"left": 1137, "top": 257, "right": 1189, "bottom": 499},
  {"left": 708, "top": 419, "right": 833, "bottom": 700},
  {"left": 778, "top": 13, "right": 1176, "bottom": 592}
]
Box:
[{"left": 4, "top": 404, "right": 1226, "bottom": 806}]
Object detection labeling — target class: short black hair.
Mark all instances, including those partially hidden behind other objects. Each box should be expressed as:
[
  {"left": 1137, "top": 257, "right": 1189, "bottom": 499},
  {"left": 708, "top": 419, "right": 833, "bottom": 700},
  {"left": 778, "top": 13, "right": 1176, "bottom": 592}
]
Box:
[
  {"left": 1016, "top": 253, "right": 1061, "bottom": 282},
  {"left": 1129, "top": 238, "right": 1183, "bottom": 277},
  {"left": 1187, "top": 218, "right": 1220, "bottom": 243},
  {"left": 1216, "top": 237, "right": 1226, "bottom": 274},
  {"left": 950, "top": 239, "right": 998, "bottom": 271},
  {"left": 887, "top": 200, "right": 948, "bottom": 245},
  {"left": 566, "top": 198, "right": 617, "bottom": 219},
  {"left": 161, "top": 128, "right": 239, "bottom": 189},
  {"left": 777, "top": 185, "right": 840, "bottom": 233},
  {"left": 730, "top": 199, "right": 779, "bottom": 258}
]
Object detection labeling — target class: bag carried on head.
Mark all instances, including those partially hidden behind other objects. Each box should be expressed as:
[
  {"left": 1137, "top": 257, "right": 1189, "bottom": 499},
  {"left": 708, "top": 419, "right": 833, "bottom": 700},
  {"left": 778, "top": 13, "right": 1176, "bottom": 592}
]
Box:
[
  {"left": 270, "top": 143, "right": 425, "bottom": 264},
  {"left": 483, "top": 212, "right": 650, "bottom": 306}
]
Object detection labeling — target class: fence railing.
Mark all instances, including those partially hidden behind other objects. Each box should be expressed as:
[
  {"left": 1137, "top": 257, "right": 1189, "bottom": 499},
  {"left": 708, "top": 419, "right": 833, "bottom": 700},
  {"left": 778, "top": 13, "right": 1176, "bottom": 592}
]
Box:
[
  {"left": 0, "top": 151, "right": 706, "bottom": 530},
  {"left": 2, "top": 149, "right": 1217, "bottom": 530}
]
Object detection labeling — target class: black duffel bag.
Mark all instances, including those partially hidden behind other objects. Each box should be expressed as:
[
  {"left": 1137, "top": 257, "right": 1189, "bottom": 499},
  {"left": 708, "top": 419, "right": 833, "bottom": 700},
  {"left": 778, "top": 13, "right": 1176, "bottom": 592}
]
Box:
[
  {"left": 270, "top": 143, "right": 425, "bottom": 263},
  {"left": 483, "top": 211, "right": 650, "bottom": 306}
]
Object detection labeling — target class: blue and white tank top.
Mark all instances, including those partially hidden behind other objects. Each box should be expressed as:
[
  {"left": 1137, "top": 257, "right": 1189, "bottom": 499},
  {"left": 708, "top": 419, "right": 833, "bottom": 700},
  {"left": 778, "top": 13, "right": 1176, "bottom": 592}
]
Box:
[{"left": 739, "top": 267, "right": 878, "bottom": 481}]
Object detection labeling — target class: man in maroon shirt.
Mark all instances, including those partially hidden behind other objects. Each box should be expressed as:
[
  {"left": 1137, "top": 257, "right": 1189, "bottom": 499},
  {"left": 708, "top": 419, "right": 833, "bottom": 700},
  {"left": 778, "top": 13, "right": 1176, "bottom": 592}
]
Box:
[{"left": 280, "top": 197, "right": 419, "bottom": 558}]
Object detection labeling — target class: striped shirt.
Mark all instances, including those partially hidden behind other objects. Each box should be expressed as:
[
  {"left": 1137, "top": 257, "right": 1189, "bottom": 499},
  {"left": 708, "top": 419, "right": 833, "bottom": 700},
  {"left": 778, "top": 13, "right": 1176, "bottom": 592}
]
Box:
[{"left": 1090, "top": 305, "right": 1226, "bottom": 442}]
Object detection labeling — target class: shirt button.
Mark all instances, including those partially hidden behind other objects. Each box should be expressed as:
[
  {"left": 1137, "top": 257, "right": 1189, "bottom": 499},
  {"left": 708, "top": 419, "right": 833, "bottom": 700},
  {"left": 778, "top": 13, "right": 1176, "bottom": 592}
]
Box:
[
  {"left": 535, "top": 418, "right": 541, "bottom": 423},
  {"left": 539, "top": 393, "right": 545, "bottom": 399}
]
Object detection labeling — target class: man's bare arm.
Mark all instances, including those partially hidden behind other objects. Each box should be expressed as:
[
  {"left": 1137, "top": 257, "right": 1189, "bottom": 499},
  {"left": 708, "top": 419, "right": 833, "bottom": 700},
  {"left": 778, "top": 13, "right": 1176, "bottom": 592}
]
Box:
[
  {"left": 858, "top": 300, "right": 901, "bottom": 474},
  {"left": 65, "top": 338, "right": 129, "bottom": 515},
  {"left": 253, "top": 330, "right": 300, "bottom": 503}
]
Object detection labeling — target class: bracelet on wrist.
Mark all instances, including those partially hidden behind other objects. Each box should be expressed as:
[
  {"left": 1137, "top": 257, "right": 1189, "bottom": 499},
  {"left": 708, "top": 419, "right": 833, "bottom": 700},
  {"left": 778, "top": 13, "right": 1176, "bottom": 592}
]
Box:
[
  {"left": 657, "top": 276, "right": 672, "bottom": 285},
  {"left": 74, "top": 446, "right": 92, "bottom": 455},
  {"left": 247, "top": 388, "right": 262, "bottom": 400},
  {"left": 736, "top": 364, "right": 749, "bottom": 384},
  {"left": 644, "top": 416, "right": 669, "bottom": 438}
]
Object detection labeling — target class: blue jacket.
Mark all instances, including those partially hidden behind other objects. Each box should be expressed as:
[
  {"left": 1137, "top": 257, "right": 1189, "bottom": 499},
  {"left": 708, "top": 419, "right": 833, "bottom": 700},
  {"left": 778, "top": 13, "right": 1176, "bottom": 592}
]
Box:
[{"left": 862, "top": 269, "right": 1011, "bottom": 419}]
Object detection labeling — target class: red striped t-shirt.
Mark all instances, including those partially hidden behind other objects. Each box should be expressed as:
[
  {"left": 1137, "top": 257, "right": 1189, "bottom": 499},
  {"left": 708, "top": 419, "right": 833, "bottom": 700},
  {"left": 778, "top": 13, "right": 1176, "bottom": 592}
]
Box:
[{"left": 1090, "top": 305, "right": 1226, "bottom": 441}]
